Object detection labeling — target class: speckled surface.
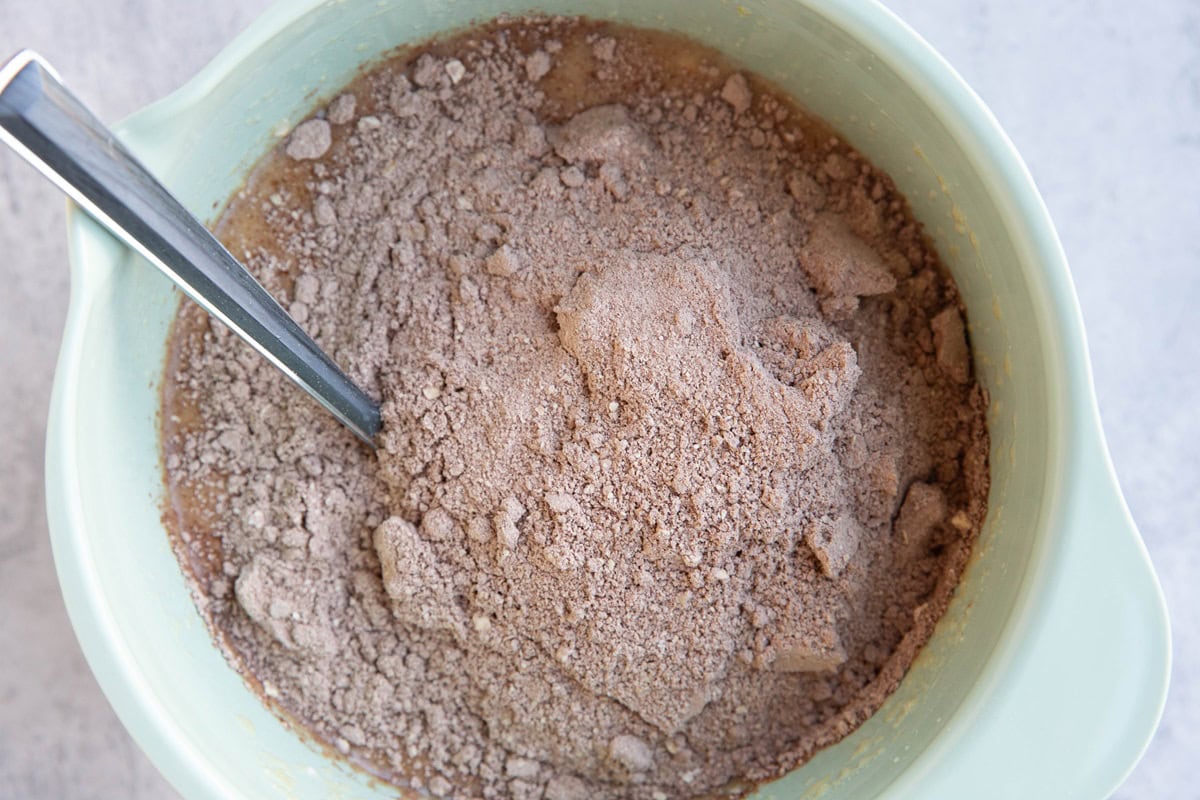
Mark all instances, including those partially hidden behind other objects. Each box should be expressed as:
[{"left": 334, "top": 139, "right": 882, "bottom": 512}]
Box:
[{"left": 0, "top": 1, "right": 1192, "bottom": 797}]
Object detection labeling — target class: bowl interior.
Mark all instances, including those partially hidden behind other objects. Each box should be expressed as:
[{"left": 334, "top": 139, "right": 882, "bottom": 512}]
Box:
[{"left": 57, "top": 0, "right": 1061, "bottom": 797}]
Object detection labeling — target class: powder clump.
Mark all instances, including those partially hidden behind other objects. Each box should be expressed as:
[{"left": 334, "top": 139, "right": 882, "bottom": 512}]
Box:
[{"left": 285, "top": 118, "right": 331, "bottom": 160}]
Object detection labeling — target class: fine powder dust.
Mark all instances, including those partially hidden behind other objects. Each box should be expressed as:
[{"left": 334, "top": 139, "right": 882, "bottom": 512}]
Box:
[{"left": 162, "top": 17, "right": 989, "bottom": 800}]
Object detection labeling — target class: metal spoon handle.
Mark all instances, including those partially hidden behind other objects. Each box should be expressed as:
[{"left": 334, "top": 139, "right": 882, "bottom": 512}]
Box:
[{"left": 0, "top": 50, "right": 380, "bottom": 445}]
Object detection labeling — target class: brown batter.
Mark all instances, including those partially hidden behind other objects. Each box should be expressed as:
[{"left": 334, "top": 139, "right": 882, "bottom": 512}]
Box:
[{"left": 161, "top": 16, "right": 988, "bottom": 800}]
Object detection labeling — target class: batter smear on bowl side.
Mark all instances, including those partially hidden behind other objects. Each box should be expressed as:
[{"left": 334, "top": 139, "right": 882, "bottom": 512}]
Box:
[{"left": 161, "top": 17, "right": 989, "bottom": 800}]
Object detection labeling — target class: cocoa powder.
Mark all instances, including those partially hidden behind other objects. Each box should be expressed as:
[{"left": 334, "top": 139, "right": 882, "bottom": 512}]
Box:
[{"left": 162, "top": 17, "right": 989, "bottom": 800}]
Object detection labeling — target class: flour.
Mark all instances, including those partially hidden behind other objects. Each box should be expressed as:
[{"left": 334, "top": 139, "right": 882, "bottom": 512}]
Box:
[{"left": 162, "top": 17, "right": 989, "bottom": 800}]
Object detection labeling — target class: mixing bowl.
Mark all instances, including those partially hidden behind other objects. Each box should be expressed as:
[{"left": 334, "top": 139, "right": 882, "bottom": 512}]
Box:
[{"left": 46, "top": 0, "right": 1170, "bottom": 797}]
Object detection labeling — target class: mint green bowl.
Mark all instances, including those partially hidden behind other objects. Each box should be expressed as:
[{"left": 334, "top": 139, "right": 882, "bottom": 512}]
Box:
[{"left": 46, "top": 0, "right": 1170, "bottom": 797}]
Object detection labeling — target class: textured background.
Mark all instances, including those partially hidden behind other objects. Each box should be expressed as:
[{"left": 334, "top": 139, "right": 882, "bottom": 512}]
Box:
[{"left": 0, "top": 1, "right": 1193, "bottom": 797}]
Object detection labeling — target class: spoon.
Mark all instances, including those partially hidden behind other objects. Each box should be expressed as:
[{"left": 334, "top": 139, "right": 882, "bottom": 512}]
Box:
[{"left": 0, "top": 50, "right": 381, "bottom": 445}]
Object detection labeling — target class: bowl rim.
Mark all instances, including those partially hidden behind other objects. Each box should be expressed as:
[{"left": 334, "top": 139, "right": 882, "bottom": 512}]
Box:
[{"left": 45, "top": 1, "right": 1170, "bottom": 798}]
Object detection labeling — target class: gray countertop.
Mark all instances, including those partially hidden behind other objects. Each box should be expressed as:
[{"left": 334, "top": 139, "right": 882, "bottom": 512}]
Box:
[{"left": 0, "top": 1, "right": 1193, "bottom": 797}]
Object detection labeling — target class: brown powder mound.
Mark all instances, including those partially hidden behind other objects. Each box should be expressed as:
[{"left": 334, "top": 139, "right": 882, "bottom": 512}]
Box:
[{"left": 162, "top": 17, "right": 989, "bottom": 800}]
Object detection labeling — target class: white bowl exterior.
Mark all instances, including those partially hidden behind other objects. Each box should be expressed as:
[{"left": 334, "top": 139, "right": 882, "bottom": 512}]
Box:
[{"left": 46, "top": 1, "right": 1169, "bottom": 798}]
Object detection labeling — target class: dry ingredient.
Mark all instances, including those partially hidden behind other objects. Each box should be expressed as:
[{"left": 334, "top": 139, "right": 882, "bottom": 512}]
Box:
[{"left": 162, "top": 17, "right": 989, "bottom": 800}]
